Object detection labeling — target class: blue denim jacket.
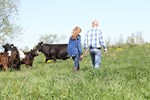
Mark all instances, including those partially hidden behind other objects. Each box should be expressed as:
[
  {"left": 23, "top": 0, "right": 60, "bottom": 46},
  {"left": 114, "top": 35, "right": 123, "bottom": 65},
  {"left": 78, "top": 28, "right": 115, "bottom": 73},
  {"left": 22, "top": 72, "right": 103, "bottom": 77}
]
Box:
[{"left": 68, "top": 35, "right": 82, "bottom": 57}]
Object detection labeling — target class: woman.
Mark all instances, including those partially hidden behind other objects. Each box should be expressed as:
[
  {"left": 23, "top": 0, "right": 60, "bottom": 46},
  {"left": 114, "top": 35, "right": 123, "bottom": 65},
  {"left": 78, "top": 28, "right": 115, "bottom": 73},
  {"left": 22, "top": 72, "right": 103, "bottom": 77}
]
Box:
[{"left": 68, "top": 26, "right": 83, "bottom": 71}]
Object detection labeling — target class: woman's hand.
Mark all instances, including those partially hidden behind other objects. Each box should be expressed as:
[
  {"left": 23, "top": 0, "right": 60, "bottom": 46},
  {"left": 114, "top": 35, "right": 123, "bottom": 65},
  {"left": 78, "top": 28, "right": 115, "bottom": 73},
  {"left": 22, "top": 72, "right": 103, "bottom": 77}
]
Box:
[{"left": 80, "top": 55, "right": 83, "bottom": 61}]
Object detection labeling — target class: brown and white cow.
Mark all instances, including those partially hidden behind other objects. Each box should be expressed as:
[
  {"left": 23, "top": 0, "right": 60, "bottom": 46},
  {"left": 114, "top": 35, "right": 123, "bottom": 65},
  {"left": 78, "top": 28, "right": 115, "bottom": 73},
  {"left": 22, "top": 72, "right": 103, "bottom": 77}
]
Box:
[
  {"left": 3, "top": 44, "right": 20, "bottom": 70},
  {"left": 20, "top": 49, "right": 38, "bottom": 67}
]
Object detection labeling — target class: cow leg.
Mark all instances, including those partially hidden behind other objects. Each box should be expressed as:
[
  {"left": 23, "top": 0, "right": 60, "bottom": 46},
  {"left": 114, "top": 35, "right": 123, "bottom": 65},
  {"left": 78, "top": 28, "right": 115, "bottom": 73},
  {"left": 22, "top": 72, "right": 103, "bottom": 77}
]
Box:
[
  {"left": 52, "top": 56, "right": 56, "bottom": 62},
  {"left": 9, "top": 62, "right": 13, "bottom": 71},
  {"left": 10, "top": 66, "right": 13, "bottom": 72},
  {"left": 0, "top": 65, "right": 2, "bottom": 71},
  {"left": 25, "top": 64, "right": 29, "bottom": 68},
  {"left": 45, "top": 58, "right": 50, "bottom": 62},
  {"left": 29, "top": 62, "right": 33, "bottom": 67},
  {"left": 4, "top": 65, "right": 8, "bottom": 71},
  {"left": 16, "top": 65, "right": 21, "bottom": 70},
  {"left": 15, "top": 63, "right": 20, "bottom": 71}
]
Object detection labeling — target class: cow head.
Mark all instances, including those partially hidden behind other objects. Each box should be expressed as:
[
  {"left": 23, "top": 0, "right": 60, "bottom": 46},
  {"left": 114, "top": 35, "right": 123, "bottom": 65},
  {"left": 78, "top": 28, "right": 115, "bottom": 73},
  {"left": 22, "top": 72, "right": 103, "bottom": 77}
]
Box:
[
  {"left": 3, "top": 43, "right": 17, "bottom": 52},
  {"left": 30, "top": 48, "right": 39, "bottom": 57},
  {"left": 36, "top": 42, "right": 43, "bottom": 52},
  {"left": 3, "top": 43, "right": 10, "bottom": 52}
]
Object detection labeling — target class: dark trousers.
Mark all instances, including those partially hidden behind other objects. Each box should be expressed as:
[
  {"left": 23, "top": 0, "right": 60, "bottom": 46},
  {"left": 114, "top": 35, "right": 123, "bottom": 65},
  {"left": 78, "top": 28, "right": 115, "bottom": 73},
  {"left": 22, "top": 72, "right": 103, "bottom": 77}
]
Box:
[{"left": 72, "top": 54, "right": 80, "bottom": 70}]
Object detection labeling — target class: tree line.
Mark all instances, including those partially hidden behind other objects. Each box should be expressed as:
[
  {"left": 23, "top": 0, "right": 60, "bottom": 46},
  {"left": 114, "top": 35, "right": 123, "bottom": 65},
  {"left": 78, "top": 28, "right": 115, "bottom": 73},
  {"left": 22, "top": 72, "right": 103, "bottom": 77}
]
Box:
[{"left": 106, "top": 31, "right": 145, "bottom": 47}]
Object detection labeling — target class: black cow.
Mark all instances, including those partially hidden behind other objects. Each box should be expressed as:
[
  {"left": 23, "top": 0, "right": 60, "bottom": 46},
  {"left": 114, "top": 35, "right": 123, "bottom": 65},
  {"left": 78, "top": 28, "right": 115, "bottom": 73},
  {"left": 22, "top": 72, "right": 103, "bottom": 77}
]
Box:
[
  {"left": 36, "top": 42, "right": 69, "bottom": 62},
  {"left": 3, "top": 44, "right": 21, "bottom": 70},
  {"left": 20, "top": 49, "right": 38, "bottom": 67}
]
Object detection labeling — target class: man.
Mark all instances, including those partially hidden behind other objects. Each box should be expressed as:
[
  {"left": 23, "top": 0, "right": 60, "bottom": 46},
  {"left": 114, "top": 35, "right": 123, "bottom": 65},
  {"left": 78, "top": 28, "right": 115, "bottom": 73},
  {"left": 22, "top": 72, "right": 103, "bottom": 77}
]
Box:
[{"left": 84, "top": 20, "right": 107, "bottom": 69}]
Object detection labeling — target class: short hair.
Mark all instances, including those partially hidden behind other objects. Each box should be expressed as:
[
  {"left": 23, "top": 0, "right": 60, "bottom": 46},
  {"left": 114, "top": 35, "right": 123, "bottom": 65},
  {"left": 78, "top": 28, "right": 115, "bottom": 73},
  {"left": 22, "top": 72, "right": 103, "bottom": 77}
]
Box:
[{"left": 92, "top": 20, "right": 98, "bottom": 25}]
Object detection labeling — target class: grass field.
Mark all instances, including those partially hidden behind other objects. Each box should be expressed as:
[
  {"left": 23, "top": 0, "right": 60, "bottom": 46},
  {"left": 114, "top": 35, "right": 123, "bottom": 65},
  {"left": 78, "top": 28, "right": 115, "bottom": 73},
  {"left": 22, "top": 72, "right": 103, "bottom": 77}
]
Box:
[{"left": 0, "top": 44, "right": 150, "bottom": 100}]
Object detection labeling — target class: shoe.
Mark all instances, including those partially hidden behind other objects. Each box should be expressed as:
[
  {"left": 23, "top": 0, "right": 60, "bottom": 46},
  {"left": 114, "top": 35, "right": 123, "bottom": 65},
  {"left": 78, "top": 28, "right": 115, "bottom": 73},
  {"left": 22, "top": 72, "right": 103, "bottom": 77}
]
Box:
[
  {"left": 74, "top": 68, "right": 77, "bottom": 71},
  {"left": 74, "top": 68, "right": 79, "bottom": 71}
]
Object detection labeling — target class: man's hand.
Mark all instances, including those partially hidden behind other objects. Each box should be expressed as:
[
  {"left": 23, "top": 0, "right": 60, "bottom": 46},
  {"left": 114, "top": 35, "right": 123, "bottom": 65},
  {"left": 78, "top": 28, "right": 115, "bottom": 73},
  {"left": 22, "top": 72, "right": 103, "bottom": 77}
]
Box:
[
  {"left": 80, "top": 55, "right": 83, "bottom": 59},
  {"left": 104, "top": 48, "right": 107, "bottom": 53},
  {"left": 80, "top": 55, "right": 83, "bottom": 61},
  {"left": 85, "top": 51, "right": 89, "bottom": 55}
]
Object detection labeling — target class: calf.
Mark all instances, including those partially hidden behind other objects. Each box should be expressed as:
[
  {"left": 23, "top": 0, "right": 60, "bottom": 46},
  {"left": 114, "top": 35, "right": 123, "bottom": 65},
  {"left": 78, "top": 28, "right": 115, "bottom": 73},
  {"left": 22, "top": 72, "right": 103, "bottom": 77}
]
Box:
[
  {"left": 20, "top": 49, "right": 38, "bottom": 67},
  {"left": 36, "top": 42, "right": 69, "bottom": 62},
  {"left": 0, "top": 52, "right": 9, "bottom": 71}
]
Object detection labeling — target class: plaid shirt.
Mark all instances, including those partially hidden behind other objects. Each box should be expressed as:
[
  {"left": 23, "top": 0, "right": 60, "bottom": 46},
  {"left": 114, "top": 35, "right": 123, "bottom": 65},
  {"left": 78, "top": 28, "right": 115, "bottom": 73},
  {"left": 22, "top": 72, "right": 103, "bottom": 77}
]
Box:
[{"left": 84, "top": 28, "right": 106, "bottom": 51}]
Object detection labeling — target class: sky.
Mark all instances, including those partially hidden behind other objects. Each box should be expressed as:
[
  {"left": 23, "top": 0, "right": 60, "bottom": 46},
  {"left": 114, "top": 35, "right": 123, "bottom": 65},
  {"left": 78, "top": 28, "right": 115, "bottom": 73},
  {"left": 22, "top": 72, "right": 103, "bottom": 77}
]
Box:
[{"left": 12, "top": 0, "right": 150, "bottom": 49}]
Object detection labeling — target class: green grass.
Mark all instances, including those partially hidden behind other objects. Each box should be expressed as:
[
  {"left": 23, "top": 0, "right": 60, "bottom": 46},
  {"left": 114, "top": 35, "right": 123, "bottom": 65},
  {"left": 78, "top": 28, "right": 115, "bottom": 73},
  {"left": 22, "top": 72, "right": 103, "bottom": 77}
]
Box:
[{"left": 0, "top": 44, "right": 150, "bottom": 100}]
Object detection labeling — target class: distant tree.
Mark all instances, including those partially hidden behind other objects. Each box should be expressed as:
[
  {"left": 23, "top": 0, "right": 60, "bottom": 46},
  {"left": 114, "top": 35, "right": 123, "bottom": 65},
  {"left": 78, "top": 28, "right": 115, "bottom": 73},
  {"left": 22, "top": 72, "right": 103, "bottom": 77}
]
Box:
[
  {"left": 38, "top": 33, "right": 66, "bottom": 44},
  {"left": 114, "top": 34, "right": 124, "bottom": 47},
  {"left": 126, "top": 33, "right": 135, "bottom": 45},
  {"left": 105, "top": 36, "right": 111, "bottom": 47},
  {"left": 22, "top": 46, "right": 29, "bottom": 52},
  {"left": 135, "top": 31, "right": 144, "bottom": 44},
  {"left": 126, "top": 32, "right": 144, "bottom": 45},
  {"left": 0, "top": 0, "right": 22, "bottom": 45}
]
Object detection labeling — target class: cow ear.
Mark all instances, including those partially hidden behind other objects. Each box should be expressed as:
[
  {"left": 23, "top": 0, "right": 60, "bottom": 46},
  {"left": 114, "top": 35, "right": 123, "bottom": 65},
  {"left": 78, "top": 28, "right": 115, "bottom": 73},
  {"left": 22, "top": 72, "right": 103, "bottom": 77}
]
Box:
[
  {"left": 11, "top": 45, "right": 14, "bottom": 48},
  {"left": 10, "top": 44, "right": 14, "bottom": 48},
  {"left": 40, "top": 41, "right": 43, "bottom": 46}
]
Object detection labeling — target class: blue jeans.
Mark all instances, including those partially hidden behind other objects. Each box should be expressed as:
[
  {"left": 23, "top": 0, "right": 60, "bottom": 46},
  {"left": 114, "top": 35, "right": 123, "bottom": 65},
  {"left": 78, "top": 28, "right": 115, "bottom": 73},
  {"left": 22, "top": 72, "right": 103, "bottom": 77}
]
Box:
[
  {"left": 72, "top": 54, "right": 80, "bottom": 70},
  {"left": 90, "top": 48, "right": 101, "bottom": 69}
]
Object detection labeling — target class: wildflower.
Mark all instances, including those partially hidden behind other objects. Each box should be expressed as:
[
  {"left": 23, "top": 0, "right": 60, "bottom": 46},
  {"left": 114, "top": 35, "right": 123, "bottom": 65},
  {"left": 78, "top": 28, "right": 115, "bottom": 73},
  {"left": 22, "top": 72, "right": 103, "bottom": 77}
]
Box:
[
  {"left": 43, "top": 58, "right": 53, "bottom": 63},
  {"left": 116, "top": 48, "right": 123, "bottom": 51}
]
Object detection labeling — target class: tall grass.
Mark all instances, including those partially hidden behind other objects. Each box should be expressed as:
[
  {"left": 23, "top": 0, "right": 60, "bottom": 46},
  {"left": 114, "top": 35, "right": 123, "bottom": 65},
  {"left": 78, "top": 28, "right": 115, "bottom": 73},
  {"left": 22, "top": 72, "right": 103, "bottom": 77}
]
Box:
[{"left": 0, "top": 44, "right": 150, "bottom": 100}]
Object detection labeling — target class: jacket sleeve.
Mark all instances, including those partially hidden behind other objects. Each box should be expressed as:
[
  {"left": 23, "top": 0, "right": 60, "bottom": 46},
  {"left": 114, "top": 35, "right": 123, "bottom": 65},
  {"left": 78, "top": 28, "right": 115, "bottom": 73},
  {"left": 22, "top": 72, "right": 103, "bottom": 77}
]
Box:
[
  {"left": 78, "top": 36, "right": 83, "bottom": 56},
  {"left": 67, "top": 38, "right": 71, "bottom": 56}
]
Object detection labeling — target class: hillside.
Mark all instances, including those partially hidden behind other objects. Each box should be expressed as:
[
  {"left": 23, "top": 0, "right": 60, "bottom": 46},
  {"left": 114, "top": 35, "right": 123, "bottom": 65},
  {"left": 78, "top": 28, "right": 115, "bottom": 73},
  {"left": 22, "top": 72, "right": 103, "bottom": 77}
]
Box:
[{"left": 0, "top": 44, "right": 150, "bottom": 100}]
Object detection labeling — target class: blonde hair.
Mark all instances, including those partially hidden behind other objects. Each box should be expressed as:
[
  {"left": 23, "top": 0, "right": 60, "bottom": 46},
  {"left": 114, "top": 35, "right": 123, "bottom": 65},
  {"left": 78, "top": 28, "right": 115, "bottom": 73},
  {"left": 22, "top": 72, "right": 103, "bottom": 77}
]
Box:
[{"left": 71, "top": 26, "right": 82, "bottom": 39}]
